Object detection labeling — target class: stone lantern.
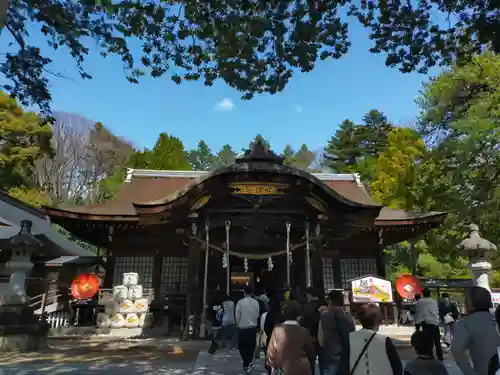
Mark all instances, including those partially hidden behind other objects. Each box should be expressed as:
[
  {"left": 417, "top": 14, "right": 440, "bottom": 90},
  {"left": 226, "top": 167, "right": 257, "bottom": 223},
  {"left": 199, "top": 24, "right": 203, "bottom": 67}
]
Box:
[
  {"left": 457, "top": 224, "right": 497, "bottom": 291},
  {"left": 0, "top": 220, "right": 49, "bottom": 351}
]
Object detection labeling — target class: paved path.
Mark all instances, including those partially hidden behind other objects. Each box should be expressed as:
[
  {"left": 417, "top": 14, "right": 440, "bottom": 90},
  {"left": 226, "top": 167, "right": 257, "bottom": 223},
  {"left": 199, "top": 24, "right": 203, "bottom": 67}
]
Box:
[
  {"left": 192, "top": 349, "right": 465, "bottom": 375},
  {"left": 0, "top": 361, "right": 195, "bottom": 375},
  {"left": 0, "top": 345, "right": 464, "bottom": 375}
]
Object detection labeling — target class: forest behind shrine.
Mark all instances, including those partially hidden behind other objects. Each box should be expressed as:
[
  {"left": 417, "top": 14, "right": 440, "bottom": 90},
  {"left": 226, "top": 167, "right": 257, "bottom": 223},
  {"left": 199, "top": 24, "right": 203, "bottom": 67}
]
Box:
[{"left": 1, "top": 51, "right": 499, "bottom": 286}]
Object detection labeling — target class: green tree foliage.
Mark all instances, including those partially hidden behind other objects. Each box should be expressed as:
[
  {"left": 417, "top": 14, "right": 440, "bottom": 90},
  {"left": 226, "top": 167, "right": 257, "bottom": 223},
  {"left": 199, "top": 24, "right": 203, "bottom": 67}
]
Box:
[
  {"left": 281, "top": 144, "right": 317, "bottom": 170},
  {"left": 413, "top": 52, "right": 500, "bottom": 272},
  {"left": 417, "top": 52, "right": 500, "bottom": 221},
  {"left": 324, "top": 120, "right": 362, "bottom": 172},
  {"left": 99, "top": 133, "right": 190, "bottom": 200},
  {"left": 8, "top": 186, "right": 51, "bottom": 208},
  {"left": 282, "top": 145, "right": 295, "bottom": 166},
  {"left": 324, "top": 110, "right": 393, "bottom": 181},
  {"left": 188, "top": 140, "right": 216, "bottom": 171},
  {"left": 0, "top": 92, "right": 52, "bottom": 205},
  {"left": 250, "top": 134, "right": 271, "bottom": 150},
  {"left": 84, "top": 121, "right": 134, "bottom": 203},
  {"left": 5, "top": 1, "right": 497, "bottom": 112},
  {"left": 138, "top": 133, "right": 191, "bottom": 170},
  {"left": 214, "top": 144, "right": 237, "bottom": 167},
  {"left": 371, "top": 128, "right": 426, "bottom": 209},
  {"left": 359, "top": 110, "right": 392, "bottom": 157},
  {"left": 292, "top": 144, "right": 316, "bottom": 170}
]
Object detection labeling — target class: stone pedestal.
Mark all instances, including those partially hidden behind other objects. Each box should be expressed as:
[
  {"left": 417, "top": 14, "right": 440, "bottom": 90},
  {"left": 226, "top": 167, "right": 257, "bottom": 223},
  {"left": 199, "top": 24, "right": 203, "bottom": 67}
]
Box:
[
  {"left": 469, "top": 260, "right": 492, "bottom": 291},
  {"left": 0, "top": 303, "right": 49, "bottom": 351},
  {"left": 0, "top": 220, "right": 48, "bottom": 351},
  {"left": 5, "top": 255, "right": 33, "bottom": 304}
]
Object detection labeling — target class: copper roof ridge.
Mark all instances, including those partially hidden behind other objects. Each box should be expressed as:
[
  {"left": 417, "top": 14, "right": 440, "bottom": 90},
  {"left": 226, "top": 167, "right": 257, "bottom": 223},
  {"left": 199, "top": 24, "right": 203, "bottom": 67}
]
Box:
[{"left": 126, "top": 168, "right": 362, "bottom": 182}]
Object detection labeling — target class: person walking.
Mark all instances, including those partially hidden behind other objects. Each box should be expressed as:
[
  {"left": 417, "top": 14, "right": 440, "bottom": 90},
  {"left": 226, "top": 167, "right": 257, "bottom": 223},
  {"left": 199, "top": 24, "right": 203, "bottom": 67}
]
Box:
[
  {"left": 317, "top": 290, "right": 355, "bottom": 375},
  {"left": 235, "top": 285, "right": 261, "bottom": 374},
  {"left": 302, "top": 287, "right": 322, "bottom": 375},
  {"left": 221, "top": 293, "right": 236, "bottom": 349},
  {"left": 404, "top": 330, "right": 449, "bottom": 375},
  {"left": 208, "top": 290, "right": 224, "bottom": 354},
  {"left": 488, "top": 304, "right": 500, "bottom": 375},
  {"left": 264, "top": 296, "right": 284, "bottom": 375},
  {"left": 339, "top": 303, "right": 403, "bottom": 375},
  {"left": 451, "top": 286, "right": 500, "bottom": 375},
  {"left": 253, "top": 289, "right": 268, "bottom": 359},
  {"left": 438, "top": 293, "right": 459, "bottom": 352},
  {"left": 415, "top": 288, "right": 443, "bottom": 360},
  {"left": 267, "top": 300, "right": 315, "bottom": 375},
  {"left": 412, "top": 293, "right": 422, "bottom": 329}
]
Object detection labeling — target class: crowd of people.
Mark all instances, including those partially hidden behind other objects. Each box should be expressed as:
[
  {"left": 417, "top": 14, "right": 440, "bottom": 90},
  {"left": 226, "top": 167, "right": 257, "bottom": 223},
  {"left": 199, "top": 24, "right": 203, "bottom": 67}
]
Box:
[{"left": 207, "top": 285, "right": 500, "bottom": 375}]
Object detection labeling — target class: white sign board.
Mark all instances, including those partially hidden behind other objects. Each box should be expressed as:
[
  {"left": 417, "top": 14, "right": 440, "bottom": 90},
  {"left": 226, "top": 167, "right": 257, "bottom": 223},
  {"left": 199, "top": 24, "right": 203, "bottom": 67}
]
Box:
[{"left": 351, "top": 276, "right": 393, "bottom": 303}]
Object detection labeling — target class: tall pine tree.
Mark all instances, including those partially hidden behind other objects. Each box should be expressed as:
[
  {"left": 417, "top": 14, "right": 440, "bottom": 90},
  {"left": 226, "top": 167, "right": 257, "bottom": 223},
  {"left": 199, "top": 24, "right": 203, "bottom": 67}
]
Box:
[
  {"left": 143, "top": 133, "right": 191, "bottom": 170},
  {"left": 215, "top": 144, "right": 237, "bottom": 167},
  {"left": 323, "top": 120, "right": 363, "bottom": 172},
  {"left": 188, "top": 140, "right": 215, "bottom": 170},
  {"left": 250, "top": 134, "right": 271, "bottom": 150},
  {"left": 282, "top": 145, "right": 295, "bottom": 166},
  {"left": 293, "top": 144, "right": 316, "bottom": 170},
  {"left": 359, "top": 109, "right": 393, "bottom": 157}
]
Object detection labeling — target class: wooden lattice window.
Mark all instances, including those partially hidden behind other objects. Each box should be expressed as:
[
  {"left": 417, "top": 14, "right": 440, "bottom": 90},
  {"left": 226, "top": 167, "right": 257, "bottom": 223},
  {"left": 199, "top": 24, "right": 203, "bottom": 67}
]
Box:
[
  {"left": 113, "top": 256, "right": 154, "bottom": 288},
  {"left": 322, "top": 258, "right": 335, "bottom": 290},
  {"left": 340, "top": 258, "right": 377, "bottom": 290},
  {"left": 160, "top": 256, "right": 189, "bottom": 293}
]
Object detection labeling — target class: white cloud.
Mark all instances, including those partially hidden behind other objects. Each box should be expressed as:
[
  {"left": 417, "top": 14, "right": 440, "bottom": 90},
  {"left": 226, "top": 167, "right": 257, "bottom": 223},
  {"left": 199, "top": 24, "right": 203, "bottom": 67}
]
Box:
[
  {"left": 214, "top": 98, "right": 235, "bottom": 112},
  {"left": 295, "top": 105, "right": 303, "bottom": 114}
]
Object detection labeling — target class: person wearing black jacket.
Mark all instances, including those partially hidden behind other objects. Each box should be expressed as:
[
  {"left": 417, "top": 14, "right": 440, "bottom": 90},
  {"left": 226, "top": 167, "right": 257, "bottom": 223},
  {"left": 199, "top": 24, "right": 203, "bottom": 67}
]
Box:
[
  {"left": 438, "top": 293, "right": 459, "bottom": 350},
  {"left": 301, "top": 287, "right": 322, "bottom": 375}
]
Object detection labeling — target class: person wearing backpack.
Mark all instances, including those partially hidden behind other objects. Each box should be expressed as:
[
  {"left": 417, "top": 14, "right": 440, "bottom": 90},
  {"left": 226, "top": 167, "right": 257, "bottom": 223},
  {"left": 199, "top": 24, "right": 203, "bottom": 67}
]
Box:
[
  {"left": 317, "top": 290, "right": 355, "bottom": 375},
  {"left": 302, "top": 287, "right": 323, "bottom": 375},
  {"left": 339, "top": 303, "right": 402, "bottom": 375}
]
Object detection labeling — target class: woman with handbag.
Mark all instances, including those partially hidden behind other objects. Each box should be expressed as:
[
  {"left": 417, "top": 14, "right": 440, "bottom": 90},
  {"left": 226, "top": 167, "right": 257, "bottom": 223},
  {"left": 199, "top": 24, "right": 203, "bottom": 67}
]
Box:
[
  {"left": 339, "top": 303, "right": 403, "bottom": 375},
  {"left": 438, "top": 293, "right": 458, "bottom": 351},
  {"left": 267, "top": 300, "right": 315, "bottom": 375}
]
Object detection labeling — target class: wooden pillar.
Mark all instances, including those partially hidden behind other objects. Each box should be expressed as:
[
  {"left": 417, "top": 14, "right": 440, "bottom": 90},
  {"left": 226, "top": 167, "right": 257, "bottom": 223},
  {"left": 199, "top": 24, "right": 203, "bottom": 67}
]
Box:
[
  {"left": 311, "top": 223, "right": 325, "bottom": 301},
  {"left": 181, "top": 222, "right": 202, "bottom": 340},
  {"left": 103, "top": 255, "right": 116, "bottom": 288},
  {"left": 152, "top": 253, "right": 163, "bottom": 302},
  {"left": 292, "top": 248, "right": 306, "bottom": 296},
  {"left": 186, "top": 222, "right": 201, "bottom": 316},
  {"left": 376, "top": 251, "right": 386, "bottom": 279}
]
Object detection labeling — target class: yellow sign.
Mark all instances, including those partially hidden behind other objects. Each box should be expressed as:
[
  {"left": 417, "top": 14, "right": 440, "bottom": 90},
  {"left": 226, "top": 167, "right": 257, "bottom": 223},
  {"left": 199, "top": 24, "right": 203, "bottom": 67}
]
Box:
[{"left": 229, "top": 182, "right": 287, "bottom": 195}]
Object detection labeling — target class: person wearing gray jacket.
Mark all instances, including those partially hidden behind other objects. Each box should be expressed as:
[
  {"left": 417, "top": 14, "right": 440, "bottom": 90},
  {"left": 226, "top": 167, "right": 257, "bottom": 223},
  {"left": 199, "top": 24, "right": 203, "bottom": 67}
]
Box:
[{"left": 451, "top": 287, "right": 500, "bottom": 375}]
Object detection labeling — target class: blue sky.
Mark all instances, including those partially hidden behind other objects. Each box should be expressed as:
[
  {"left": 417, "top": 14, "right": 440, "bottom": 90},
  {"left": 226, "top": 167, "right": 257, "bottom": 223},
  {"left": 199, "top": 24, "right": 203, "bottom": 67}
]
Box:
[{"left": 1, "top": 20, "right": 438, "bottom": 154}]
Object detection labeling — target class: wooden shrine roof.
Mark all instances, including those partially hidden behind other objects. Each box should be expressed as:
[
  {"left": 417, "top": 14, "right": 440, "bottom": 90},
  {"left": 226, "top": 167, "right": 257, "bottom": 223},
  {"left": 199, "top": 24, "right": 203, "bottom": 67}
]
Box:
[{"left": 43, "top": 169, "right": 445, "bottom": 226}]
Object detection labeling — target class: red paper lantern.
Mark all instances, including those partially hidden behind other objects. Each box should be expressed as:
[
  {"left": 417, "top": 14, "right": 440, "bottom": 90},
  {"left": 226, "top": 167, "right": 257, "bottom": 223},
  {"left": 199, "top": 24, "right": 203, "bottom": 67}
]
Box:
[
  {"left": 71, "top": 273, "right": 100, "bottom": 299},
  {"left": 396, "top": 275, "right": 422, "bottom": 299}
]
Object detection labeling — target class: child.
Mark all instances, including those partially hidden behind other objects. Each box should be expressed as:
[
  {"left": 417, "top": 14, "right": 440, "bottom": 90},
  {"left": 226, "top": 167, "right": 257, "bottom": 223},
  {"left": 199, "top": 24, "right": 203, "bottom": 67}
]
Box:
[{"left": 404, "top": 330, "right": 449, "bottom": 375}]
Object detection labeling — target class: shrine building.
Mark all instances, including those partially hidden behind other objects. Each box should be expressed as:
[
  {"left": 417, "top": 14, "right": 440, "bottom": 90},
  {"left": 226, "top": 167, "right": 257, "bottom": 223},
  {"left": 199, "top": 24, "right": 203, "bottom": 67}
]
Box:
[{"left": 43, "top": 144, "right": 445, "bottom": 318}]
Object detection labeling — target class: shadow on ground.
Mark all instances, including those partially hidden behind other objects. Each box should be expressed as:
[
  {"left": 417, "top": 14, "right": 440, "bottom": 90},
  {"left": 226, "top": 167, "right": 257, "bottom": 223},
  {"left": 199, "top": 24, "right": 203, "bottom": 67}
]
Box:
[{"left": 0, "top": 338, "right": 205, "bottom": 374}]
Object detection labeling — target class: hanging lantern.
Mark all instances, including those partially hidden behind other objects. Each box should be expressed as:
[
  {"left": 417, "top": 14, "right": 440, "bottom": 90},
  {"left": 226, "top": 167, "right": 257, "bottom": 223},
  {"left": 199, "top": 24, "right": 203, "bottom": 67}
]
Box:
[
  {"left": 71, "top": 273, "right": 100, "bottom": 300},
  {"left": 222, "top": 253, "right": 228, "bottom": 268},
  {"left": 267, "top": 257, "right": 274, "bottom": 271},
  {"left": 395, "top": 275, "right": 422, "bottom": 300},
  {"left": 244, "top": 257, "right": 248, "bottom": 273}
]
